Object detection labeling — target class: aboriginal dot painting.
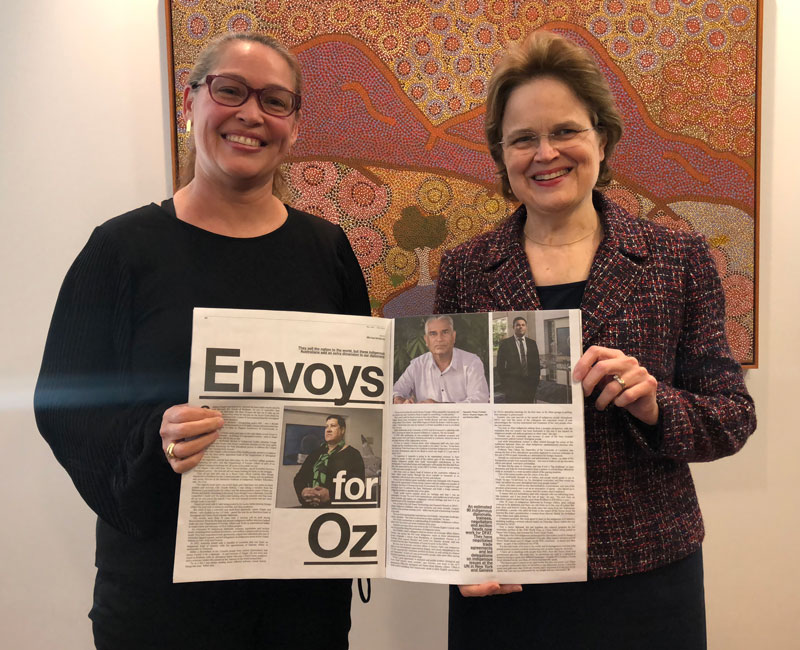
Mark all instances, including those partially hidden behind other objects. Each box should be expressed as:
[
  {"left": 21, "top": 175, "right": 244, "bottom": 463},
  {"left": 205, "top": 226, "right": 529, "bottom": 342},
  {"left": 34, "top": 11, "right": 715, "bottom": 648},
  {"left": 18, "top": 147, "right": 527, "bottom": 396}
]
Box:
[{"left": 167, "top": 0, "right": 760, "bottom": 365}]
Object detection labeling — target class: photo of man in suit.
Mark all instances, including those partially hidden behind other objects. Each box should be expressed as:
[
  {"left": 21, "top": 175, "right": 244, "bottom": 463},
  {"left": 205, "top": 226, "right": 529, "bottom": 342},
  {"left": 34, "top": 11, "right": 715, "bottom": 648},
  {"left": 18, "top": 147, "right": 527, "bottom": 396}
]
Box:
[{"left": 496, "top": 316, "right": 540, "bottom": 404}]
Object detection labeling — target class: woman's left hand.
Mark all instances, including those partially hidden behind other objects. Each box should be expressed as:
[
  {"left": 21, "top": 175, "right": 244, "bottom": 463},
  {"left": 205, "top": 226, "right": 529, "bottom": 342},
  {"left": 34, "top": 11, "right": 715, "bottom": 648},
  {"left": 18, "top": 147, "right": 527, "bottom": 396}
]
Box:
[{"left": 573, "top": 346, "right": 659, "bottom": 425}]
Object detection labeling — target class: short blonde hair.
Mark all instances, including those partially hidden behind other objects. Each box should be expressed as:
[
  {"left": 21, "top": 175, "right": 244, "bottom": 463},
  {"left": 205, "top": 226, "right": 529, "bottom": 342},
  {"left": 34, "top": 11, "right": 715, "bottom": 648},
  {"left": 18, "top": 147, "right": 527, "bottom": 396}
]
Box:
[{"left": 485, "top": 31, "right": 623, "bottom": 200}]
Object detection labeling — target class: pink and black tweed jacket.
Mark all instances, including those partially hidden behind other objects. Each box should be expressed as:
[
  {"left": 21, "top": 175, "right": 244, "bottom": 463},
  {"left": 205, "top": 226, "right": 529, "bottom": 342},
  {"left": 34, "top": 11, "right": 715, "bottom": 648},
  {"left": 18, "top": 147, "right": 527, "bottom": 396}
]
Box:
[{"left": 434, "top": 192, "right": 756, "bottom": 579}]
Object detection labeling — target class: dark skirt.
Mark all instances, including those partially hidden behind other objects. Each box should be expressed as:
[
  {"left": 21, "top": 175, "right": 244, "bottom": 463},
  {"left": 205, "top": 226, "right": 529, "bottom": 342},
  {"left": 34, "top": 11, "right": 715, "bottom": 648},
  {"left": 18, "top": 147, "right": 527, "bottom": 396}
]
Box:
[
  {"left": 91, "top": 570, "right": 352, "bottom": 650},
  {"left": 449, "top": 550, "right": 706, "bottom": 650}
]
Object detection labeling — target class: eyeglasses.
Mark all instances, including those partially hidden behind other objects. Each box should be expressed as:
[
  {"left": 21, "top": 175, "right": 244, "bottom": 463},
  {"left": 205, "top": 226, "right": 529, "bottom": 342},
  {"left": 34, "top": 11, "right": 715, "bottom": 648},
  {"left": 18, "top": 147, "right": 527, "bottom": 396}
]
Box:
[
  {"left": 500, "top": 126, "right": 597, "bottom": 153},
  {"left": 191, "top": 74, "right": 301, "bottom": 117}
]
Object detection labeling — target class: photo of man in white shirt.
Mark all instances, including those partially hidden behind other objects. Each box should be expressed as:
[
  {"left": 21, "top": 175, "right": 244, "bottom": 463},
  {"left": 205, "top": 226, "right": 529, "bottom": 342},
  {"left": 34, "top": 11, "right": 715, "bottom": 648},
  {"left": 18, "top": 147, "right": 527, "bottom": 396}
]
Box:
[{"left": 393, "top": 315, "right": 490, "bottom": 404}]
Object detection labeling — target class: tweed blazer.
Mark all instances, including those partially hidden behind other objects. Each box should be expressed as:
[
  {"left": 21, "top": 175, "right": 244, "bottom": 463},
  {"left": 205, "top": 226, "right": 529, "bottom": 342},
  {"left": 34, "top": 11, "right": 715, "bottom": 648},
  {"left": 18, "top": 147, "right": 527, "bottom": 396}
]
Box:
[{"left": 435, "top": 192, "right": 756, "bottom": 579}]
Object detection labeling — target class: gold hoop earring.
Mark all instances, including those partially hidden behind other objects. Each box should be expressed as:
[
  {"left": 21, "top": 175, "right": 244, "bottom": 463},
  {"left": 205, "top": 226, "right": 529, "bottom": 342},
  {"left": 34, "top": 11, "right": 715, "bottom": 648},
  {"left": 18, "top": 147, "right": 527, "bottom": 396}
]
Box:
[{"left": 186, "top": 119, "right": 192, "bottom": 134}]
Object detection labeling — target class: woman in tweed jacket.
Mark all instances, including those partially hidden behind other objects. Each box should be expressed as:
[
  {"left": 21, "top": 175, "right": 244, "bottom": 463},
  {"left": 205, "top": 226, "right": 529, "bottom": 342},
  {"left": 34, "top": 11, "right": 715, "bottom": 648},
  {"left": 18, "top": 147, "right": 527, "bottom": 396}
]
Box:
[{"left": 437, "top": 31, "right": 755, "bottom": 650}]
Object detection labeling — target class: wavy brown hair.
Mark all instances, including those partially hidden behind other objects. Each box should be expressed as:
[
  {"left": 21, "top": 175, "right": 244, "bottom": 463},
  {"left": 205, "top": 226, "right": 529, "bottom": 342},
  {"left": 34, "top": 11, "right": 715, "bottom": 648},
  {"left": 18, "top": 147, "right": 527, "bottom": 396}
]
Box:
[
  {"left": 485, "top": 31, "right": 623, "bottom": 200},
  {"left": 180, "top": 32, "right": 302, "bottom": 201}
]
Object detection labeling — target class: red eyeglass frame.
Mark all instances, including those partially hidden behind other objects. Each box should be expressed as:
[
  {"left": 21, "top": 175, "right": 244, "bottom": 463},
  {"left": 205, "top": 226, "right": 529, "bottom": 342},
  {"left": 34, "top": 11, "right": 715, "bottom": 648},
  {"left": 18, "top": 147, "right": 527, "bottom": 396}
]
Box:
[{"left": 191, "top": 74, "right": 301, "bottom": 117}]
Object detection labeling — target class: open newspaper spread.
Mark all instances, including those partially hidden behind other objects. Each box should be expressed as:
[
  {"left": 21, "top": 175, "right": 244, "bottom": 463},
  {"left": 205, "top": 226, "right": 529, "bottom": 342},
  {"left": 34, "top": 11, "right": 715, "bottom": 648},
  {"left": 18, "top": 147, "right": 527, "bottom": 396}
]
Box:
[{"left": 174, "top": 308, "right": 587, "bottom": 585}]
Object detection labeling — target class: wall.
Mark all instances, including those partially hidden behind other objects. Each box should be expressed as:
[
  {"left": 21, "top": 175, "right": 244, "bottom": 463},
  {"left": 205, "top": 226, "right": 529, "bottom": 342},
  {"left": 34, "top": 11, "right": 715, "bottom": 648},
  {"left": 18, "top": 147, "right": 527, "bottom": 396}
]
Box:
[
  {"left": 1, "top": 1, "right": 797, "bottom": 648},
  {"left": 687, "top": 3, "right": 800, "bottom": 646}
]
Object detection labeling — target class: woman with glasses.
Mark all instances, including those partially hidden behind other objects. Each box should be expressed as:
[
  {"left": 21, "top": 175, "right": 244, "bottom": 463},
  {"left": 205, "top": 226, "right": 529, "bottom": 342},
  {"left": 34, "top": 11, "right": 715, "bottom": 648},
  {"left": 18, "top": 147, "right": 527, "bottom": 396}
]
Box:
[
  {"left": 436, "top": 31, "right": 755, "bottom": 650},
  {"left": 34, "top": 33, "right": 368, "bottom": 649}
]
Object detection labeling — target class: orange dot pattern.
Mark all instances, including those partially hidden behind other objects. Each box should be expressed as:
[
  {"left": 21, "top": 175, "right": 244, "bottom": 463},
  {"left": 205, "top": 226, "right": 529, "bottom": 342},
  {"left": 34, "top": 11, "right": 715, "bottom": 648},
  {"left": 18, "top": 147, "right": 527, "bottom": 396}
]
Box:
[
  {"left": 172, "top": 0, "right": 757, "bottom": 157},
  {"left": 168, "top": 0, "right": 759, "bottom": 364}
]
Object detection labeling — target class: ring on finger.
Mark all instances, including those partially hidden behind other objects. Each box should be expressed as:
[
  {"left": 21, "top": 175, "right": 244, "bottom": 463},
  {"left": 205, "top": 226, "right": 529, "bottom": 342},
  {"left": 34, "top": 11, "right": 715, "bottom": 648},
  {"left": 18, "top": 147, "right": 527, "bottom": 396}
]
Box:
[
  {"left": 166, "top": 442, "right": 178, "bottom": 460},
  {"left": 612, "top": 374, "right": 627, "bottom": 391}
]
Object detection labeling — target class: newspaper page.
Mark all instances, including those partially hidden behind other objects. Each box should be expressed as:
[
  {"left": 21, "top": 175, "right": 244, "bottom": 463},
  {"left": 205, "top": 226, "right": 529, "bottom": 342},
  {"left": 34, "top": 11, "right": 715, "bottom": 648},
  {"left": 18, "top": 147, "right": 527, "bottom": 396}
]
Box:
[
  {"left": 174, "top": 308, "right": 586, "bottom": 585},
  {"left": 386, "top": 310, "right": 586, "bottom": 584},
  {"left": 174, "top": 309, "right": 392, "bottom": 582}
]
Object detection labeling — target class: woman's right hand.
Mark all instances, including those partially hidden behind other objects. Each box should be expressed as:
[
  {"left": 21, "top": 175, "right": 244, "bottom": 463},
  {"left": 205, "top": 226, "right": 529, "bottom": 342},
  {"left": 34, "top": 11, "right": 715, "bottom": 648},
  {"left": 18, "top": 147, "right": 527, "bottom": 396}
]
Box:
[
  {"left": 458, "top": 582, "right": 523, "bottom": 597},
  {"left": 160, "top": 405, "right": 224, "bottom": 474}
]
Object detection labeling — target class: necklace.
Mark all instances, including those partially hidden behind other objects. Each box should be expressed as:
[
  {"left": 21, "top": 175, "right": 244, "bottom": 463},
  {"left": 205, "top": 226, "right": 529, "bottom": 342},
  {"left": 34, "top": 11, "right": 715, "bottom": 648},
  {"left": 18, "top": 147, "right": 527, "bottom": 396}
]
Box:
[{"left": 523, "top": 223, "right": 599, "bottom": 247}]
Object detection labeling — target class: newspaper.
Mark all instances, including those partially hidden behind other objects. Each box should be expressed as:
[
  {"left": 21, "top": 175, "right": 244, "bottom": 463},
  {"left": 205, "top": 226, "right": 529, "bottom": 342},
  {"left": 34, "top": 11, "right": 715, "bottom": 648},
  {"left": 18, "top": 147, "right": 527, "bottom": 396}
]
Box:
[{"left": 174, "top": 308, "right": 586, "bottom": 585}]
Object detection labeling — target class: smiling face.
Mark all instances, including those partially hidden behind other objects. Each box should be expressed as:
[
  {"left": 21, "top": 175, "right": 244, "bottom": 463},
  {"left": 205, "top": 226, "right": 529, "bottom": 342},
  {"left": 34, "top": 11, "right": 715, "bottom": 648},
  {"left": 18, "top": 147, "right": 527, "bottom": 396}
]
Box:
[
  {"left": 501, "top": 76, "right": 606, "bottom": 221},
  {"left": 424, "top": 318, "right": 457, "bottom": 358},
  {"left": 324, "top": 417, "right": 345, "bottom": 447},
  {"left": 183, "top": 40, "right": 299, "bottom": 192}
]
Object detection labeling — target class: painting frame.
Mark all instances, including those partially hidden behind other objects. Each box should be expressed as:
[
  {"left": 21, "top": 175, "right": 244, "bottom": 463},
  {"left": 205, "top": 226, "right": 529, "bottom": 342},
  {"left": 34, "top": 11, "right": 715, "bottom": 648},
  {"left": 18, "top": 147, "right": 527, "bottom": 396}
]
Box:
[{"left": 165, "top": 0, "right": 762, "bottom": 367}]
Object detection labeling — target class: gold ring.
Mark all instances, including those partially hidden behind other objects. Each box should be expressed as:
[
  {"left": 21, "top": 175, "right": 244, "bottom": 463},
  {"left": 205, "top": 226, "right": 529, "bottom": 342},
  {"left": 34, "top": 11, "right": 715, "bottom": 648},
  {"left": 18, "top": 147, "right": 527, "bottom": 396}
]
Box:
[
  {"left": 166, "top": 442, "right": 178, "bottom": 460},
  {"left": 612, "top": 374, "right": 626, "bottom": 391}
]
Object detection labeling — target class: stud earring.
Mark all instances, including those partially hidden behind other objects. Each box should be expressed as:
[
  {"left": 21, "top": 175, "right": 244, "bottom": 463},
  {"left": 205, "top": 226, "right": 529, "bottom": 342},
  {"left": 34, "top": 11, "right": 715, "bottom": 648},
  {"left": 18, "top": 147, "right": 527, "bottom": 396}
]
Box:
[{"left": 186, "top": 119, "right": 192, "bottom": 134}]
